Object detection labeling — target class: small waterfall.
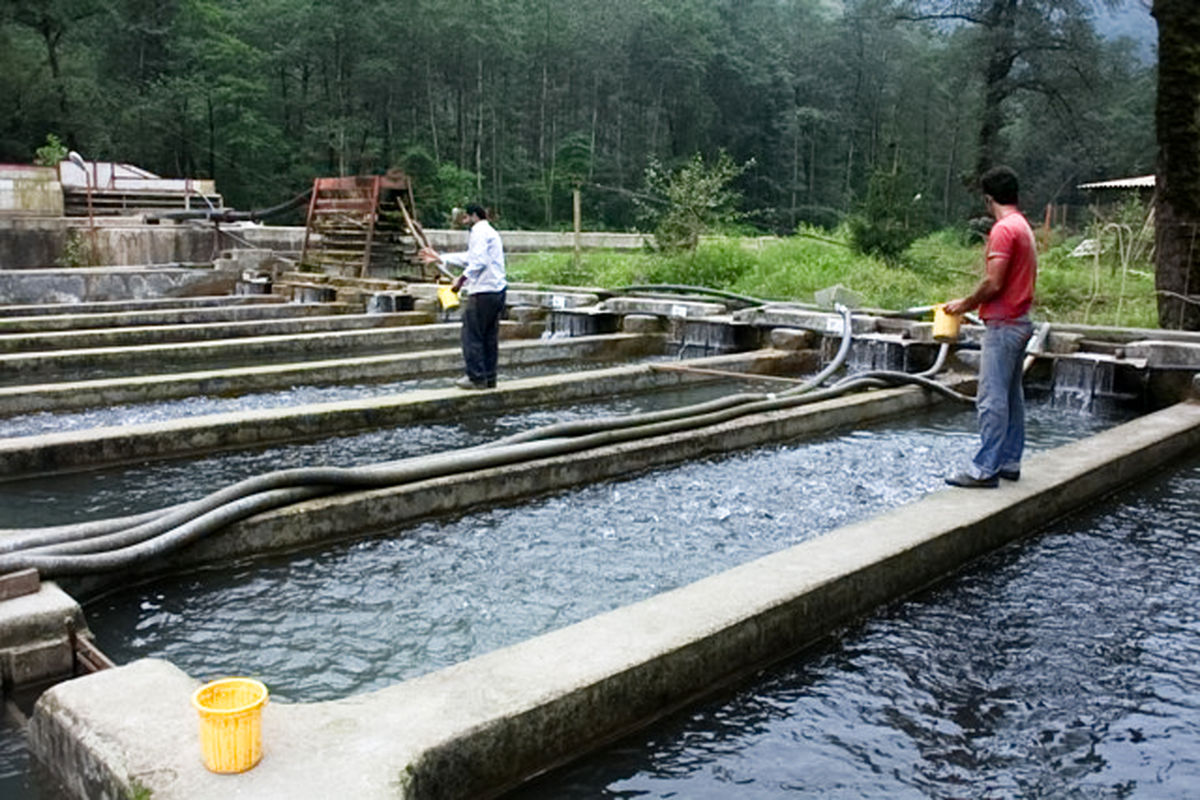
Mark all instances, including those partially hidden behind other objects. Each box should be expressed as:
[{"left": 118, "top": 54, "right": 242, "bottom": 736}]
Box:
[
  {"left": 542, "top": 310, "right": 618, "bottom": 339},
  {"left": 845, "top": 336, "right": 907, "bottom": 373},
  {"left": 673, "top": 319, "right": 748, "bottom": 358},
  {"left": 365, "top": 292, "right": 414, "bottom": 314},
  {"left": 235, "top": 272, "right": 272, "bottom": 295},
  {"left": 1051, "top": 356, "right": 1117, "bottom": 414}
]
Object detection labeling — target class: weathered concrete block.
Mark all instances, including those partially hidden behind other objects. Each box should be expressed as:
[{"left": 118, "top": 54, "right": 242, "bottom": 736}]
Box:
[
  {"left": 768, "top": 327, "right": 814, "bottom": 350},
  {"left": 1123, "top": 340, "right": 1200, "bottom": 369},
  {"left": 0, "top": 166, "right": 63, "bottom": 216},
  {"left": 622, "top": 314, "right": 665, "bottom": 334},
  {"left": 3, "top": 638, "right": 74, "bottom": 687},
  {"left": 601, "top": 297, "right": 726, "bottom": 318},
  {"left": 813, "top": 283, "right": 863, "bottom": 309},
  {"left": 1047, "top": 332, "right": 1084, "bottom": 354},
  {"left": 0, "top": 582, "right": 87, "bottom": 688},
  {"left": 508, "top": 305, "right": 548, "bottom": 323},
  {"left": 0, "top": 583, "right": 86, "bottom": 649}
]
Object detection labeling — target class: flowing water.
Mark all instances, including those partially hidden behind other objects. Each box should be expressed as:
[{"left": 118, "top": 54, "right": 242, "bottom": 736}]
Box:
[
  {"left": 0, "top": 403, "right": 1158, "bottom": 797},
  {"left": 0, "top": 380, "right": 765, "bottom": 528},
  {"left": 0, "top": 355, "right": 673, "bottom": 440},
  {"left": 76, "top": 405, "right": 1117, "bottom": 700},
  {"left": 514, "top": 451, "right": 1200, "bottom": 799}
]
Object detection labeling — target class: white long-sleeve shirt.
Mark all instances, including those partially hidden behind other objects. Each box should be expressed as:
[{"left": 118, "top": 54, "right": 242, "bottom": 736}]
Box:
[{"left": 440, "top": 219, "right": 507, "bottom": 294}]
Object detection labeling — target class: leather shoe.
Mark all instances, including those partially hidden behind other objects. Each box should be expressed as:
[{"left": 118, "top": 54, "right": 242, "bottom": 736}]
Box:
[
  {"left": 998, "top": 468, "right": 1020, "bottom": 481},
  {"left": 945, "top": 471, "right": 998, "bottom": 488}
]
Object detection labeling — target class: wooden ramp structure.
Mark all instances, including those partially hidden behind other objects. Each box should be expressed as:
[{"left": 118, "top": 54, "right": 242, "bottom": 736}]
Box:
[{"left": 299, "top": 172, "right": 435, "bottom": 280}]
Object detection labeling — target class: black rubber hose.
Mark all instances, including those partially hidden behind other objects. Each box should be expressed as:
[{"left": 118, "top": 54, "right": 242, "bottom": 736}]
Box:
[
  {"left": 0, "top": 368, "right": 962, "bottom": 576},
  {"left": 617, "top": 284, "right": 781, "bottom": 309},
  {"left": 488, "top": 304, "right": 857, "bottom": 448},
  {"left": 0, "top": 305, "right": 968, "bottom": 576}
]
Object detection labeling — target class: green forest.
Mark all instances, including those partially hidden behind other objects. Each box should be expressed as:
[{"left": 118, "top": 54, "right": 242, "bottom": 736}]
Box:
[{"left": 1, "top": 0, "right": 1156, "bottom": 233}]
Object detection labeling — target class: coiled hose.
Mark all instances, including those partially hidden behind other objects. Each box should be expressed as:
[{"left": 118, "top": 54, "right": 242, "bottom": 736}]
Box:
[{"left": 0, "top": 305, "right": 971, "bottom": 577}]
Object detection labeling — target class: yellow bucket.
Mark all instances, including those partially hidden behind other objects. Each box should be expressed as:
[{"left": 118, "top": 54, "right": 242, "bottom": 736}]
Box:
[
  {"left": 192, "top": 677, "right": 268, "bottom": 774},
  {"left": 437, "top": 283, "right": 460, "bottom": 310},
  {"left": 932, "top": 304, "right": 961, "bottom": 342}
]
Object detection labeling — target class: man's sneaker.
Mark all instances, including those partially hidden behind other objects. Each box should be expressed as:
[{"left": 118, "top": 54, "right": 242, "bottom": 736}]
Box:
[
  {"left": 998, "top": 468, "right": 1020, "bottom": 481},
  {"left": 945, "top": 471, "right": 999, "bottom": 488},
  {"left": 455, "top": 376, "right": 487, "bottom": 390}
]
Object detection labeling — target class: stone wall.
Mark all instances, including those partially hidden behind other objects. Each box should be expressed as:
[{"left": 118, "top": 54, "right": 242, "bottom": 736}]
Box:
[
  {"left": 0, "top": 266, "right": 241, "bottom": 304},
  {"left": 0, "top": 166, "right": 63, "bottom": 217}
]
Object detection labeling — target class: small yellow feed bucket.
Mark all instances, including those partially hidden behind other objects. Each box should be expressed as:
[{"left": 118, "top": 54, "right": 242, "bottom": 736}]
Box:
[
  {"left": 932, "top": 304, "right": 961, "bottom": 342},
  {"left": 437, "top": 282, "right": 460, "bottom": 310},
  {"left": 192, "top": 677, "right": 268, "bottom": 774}
]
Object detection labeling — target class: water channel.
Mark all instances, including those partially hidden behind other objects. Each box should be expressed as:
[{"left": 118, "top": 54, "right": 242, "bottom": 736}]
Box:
[
  {"left": 0, "top": 355, "right": 670, "bottom": 440},
  {"left": 514, "top": 448, "right": 1200, "bottom": 799},
  {"left": 0, "top": 379, "right": 760, "bottom": 528},
  {"left": 0, "top": 400, "right": 1155, "bottom": 797}
]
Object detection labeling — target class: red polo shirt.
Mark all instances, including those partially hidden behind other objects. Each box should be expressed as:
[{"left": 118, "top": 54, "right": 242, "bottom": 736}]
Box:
[{"left": 980, "top": 210, "right": 1037, "bottom": 321}]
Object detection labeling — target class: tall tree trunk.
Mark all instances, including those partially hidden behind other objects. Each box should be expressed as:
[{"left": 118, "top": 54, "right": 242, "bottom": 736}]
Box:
[
  {"left": 425, "top": 59, "right": 439, "bottom": 163},
  {"left": 38, "top": 24, "right": 70, "bottom": 119},
  {"left": 540, "top": 61, "right": 551, "bottom": 226},
  {"left": 790, "top": 115, "right": 800, "bottom": 228},
  {"left": 1153, "top": 0, "right": 1200, "bottom": 329},
  {"left": 976, "top": 0, "right": 1018, "bottom": 179},
  {"left": 476, "top": 56, "right": 484, "bottom": 197}
]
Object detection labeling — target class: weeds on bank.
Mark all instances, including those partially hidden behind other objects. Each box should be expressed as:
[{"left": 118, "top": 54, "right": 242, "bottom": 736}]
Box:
[{"left": 508, "top": 225, "right": 1159, "bottom": 328}]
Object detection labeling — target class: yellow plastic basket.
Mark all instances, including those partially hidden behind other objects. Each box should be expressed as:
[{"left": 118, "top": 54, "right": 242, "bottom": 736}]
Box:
[{"left": 191, "top": 677, "right": 268, "bottom": 774}]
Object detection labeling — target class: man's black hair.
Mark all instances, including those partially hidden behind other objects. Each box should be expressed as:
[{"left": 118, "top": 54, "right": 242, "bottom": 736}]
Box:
[
  {"left": 464, "top": 203, "right": 488, "bottom": 220},
  {"left": 980, "top": 166, "right": 1020, "bottom": 206}
]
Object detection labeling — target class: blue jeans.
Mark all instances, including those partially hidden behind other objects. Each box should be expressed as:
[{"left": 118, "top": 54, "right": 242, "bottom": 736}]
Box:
[{"left": 971, "top": 318, "right": 1033, "bottom": 479}]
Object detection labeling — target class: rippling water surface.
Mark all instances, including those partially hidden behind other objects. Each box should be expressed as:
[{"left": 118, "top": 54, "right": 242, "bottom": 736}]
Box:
[
  {"left": 515, "top": 451, "right": 1200, "bottom": 799},
  {"left": 0, "top": 356, "right": 665, "bottom": 440},
  {"left": 82, "top": 405, "right": 1115, "bottom": 701},
  {"left": 0, "top": 402, "right": 1155, "bottom": 799},
  {"left": 0, "top": 380, "right": 761, "bottom": 528}
]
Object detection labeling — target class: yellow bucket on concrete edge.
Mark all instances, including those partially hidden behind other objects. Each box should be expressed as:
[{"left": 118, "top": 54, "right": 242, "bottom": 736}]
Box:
[
  {"left": 437, "top": 282, "right": 460, "bottom": 310},
  {"left": 932, "top": 304, "right": 961, "bottom": 342},
  {"left": 192, "top": 677, "right": 268, "bottom": 774}
]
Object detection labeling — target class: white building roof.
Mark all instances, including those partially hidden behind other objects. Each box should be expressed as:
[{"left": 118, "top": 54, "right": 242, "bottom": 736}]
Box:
[{"left": 1077, "top": 174, "right": 1155, "bottom": 190}]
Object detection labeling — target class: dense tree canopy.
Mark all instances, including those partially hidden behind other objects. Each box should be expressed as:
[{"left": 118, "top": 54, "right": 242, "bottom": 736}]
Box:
[{"left": 0, "top": 0, "right": 1154, "bottom": 232}]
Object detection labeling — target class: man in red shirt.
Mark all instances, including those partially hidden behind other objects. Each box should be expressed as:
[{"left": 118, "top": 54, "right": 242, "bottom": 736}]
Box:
[{"left": 944, "top": 166, "right": 1038, "bottom": 488}]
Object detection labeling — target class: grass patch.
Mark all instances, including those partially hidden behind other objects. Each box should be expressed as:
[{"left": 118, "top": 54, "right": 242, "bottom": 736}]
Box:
[{"left": 507, "top": 226, "right": 1160, "bottom": 328}]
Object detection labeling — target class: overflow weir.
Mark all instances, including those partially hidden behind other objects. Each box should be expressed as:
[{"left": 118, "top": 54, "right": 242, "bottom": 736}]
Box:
[{"left": 2, "top": 265, "right": 1200, "bottom": 798}]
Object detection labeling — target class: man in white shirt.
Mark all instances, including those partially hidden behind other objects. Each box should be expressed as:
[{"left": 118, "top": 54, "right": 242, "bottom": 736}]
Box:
[{"left": 419, "top": 204, "right": 507, "bottom": 389}]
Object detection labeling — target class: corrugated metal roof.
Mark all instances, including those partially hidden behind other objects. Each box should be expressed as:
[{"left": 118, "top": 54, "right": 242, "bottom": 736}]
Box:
[{"left": 1077, "top": 174, "right": 1155, "bottom": 190}]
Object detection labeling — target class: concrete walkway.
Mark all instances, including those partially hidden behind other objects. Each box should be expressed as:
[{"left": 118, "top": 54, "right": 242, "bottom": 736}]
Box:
[
  {"left": 0, "top": 332, "right": 668, "bottom": 416},
  {"left": 0, "top": 294, "right": 284, "bottom": 318},
  {"left": 28, "top": 399, "right": 1200, "bottom": 799},
  {"left": 0, "top": 317, "right": 484, "bottom": 378},
  {"left": 0, "top": 311, "right": 434, "bottom": 353},
  {"left": 0, "top": 301, "right": 357, "bottom": 335},
  {"left": 0, "top": 347, "right": 807, "bottom": 478}
]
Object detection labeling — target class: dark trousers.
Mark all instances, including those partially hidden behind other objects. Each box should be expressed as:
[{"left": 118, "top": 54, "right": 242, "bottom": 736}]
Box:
[{"left": 461, "top": 289, "right": 506, "bottom": 386}]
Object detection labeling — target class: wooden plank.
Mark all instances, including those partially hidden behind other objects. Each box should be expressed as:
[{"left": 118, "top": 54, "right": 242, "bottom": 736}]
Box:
[{"left": 0, "top": 568, "right": 40, "bottom": 601}]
